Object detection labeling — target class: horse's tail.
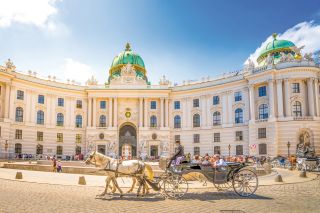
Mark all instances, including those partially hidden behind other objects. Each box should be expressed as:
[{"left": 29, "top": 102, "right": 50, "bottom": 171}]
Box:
[{"left": 144, "top": 163, "right": 154, "bottom": 180}]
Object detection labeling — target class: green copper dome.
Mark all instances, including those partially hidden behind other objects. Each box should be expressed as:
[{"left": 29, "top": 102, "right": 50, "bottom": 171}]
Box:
[
  {"left": 108, "top": 43, "right": 149, "bottom": 83},
  {"left": 257, "top": 33, "right": 296, "bottom": 64},
  {"left": 110, "top": 43, "right": 145, "bottom": 69}
]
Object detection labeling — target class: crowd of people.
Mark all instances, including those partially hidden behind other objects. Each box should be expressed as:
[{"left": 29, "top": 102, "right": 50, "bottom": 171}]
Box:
[{"left": 185, "top": 153, "right": 247, "bottom": 167}]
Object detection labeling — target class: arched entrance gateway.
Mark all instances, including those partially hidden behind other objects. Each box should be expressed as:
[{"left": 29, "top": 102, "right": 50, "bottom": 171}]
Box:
[{"left": 119, "top": 124, "right": 137, "bottom": 158}]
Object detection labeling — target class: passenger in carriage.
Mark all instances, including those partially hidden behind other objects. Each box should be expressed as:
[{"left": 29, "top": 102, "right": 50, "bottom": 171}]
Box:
[
  {"left": 213, "top": 155, "right": 227, "bottom": 168},
  {"left": 167, "top": 140, "right": 184, "bottom": 168},
  {"left": 191, "top": 155, "right": 201, "bottom": 164}
]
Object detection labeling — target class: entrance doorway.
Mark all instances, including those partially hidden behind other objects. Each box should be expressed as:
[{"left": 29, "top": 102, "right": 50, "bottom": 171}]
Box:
[
  {"left": 119, "top": 124, "right": 137, "bottom": 157},
  {"left": 150, "top": 145, "right": 158, "bottom": 158},
  {"left": 97, "top": 145, "right": 106, "bottom": 155}
]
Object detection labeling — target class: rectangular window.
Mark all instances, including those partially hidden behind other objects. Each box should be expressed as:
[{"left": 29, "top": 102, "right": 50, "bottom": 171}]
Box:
[
  {"left": 258, "top": 128, "right": 266, "bottom": 139},
  {"left": 259, "top": 144, "right": 267, "bottom": 155},
  {"left": 174, "top": 101, "right": 180, "bottom": 110},
  {"left": 38, "top": 95, "right": 45, "bottom": 104},
  {"left": 194, "top": 147, "right": 200, "bottom": 156},
  {"left": 15, "top": 129, "right": 22, "bottom": 139},
  {"left": 37, "top": 131, "right": 43, "bottom": 141},
  {"left": 234, "top": 92, "right": 242, "bottom": 102},
  {"left": 258, "top": 86, "right": 267, "bottom": 97},
  {"left": 235, "top": 131, "right": 243, "bottom": 141},
  {"left": 76, "top": 134, "right": 82, "bottom": 143},
  {"left": 57, "top": 133, "right": 63, "bottom": 142},
  {"left": 100, "top": 101, "right": 106, "bottom": 109},
  {"left": 193, "top": 99, "right": 199, "bottom": 107},
  {"left": 76, "top": 100, "right": 82, "bottom": 109},
  {"left": 213, "top": 96, "right": 219, "bottom": 105},
  {"left": 150, "top": 101, "right": 157, "bottom": 109},
  {"left": 17, "top": 90, "right": 24, "bottom": 100},
  {"left": 58, "top": 98, "right": 64, "bottom": 107},
  {"left": 292, "top": 83, "right": 300, "bottom": 93},
  {"left": 174, "top": 135, "right": 180, "bottom": 142},
  {"left": 56, "top": 146, "right": 63, "bottom": 155},
  {"left": 236, "top": 145, "right": 244, "bottom": 155},
  {"left": 193, "top": 134, "right": 200, "bottom": 143},
  {"left": 214, "top": 146, "right": 220, "bottom": 155},
  {"left": 214, "top": 133, "right": 220, "bottom": 142}
]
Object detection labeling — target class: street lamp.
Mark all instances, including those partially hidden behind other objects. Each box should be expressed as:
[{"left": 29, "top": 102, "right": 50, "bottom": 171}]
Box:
[
  {"left": 287, "top": 141, "right": 291, "bottom": 157},
  {"left": 228, "top": 144, "right": 231, "bottom": 158}
]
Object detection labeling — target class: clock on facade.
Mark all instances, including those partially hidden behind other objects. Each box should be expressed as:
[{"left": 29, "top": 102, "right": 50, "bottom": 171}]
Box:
[
  {"left": 99, "top": 133, "right": 104, "bottom": 140},
  {"left": 125, "top": 111, "right": 131, "bottom": 118}
]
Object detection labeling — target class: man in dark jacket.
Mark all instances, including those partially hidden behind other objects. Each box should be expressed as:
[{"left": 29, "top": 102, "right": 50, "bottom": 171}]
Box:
[{"left": 167, "top": 140, "right": 184, "bottom": 168}]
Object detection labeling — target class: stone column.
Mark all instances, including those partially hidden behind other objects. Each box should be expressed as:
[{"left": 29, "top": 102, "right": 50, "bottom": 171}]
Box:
[
  {"left": 88, "top": 98, "right": 92, "bottom": 127},
  {"left": 51, "top": 95, "right": 56, "bottom": 126},
  {"left": 276, "top": 79, "right": 284, "bottom": 118},
  {"left": 144, "top": 98, "right": 148, "bottom": 127},
  {"left": 4, "top": 83, "right": 11, "bottom": 118},
  {"left": 92, "top": 98, "right": 97, "bottom": 127},
  {"left": 222, "top": 93, "right": 228, "bottom": 124},
  {"left": 114, "top": 97, "right": 118, "bottom": 127},
  {"left": 30, "top": 92, "right": 36, "bottom": 124},
  {"left": 66, "top": 97, "right": 71, "bottom": 127},
  {"left": 307, "top": 78, "right": 315, "bottom": 116},
  {"left": 227, "top": 92, "right": 233, "bottom": 124},
  {"left": 201, "top": 95, "right": 207, "bottom": 127},
  {"left": 315, "top": 79, "right": 320, "bottom": 116},
  {"left": 139, "top": 98, "right": 143, "bottom": 127},
  {"left": 249, "top": 85, "right": 255, "bottom": 121},
  {"left": 182, "top": 98, "right": 187, "bottom": 128},
  {"left": 268, "top": 80, "right": 275, "bottom": 119},
  {"left": 165, "top": 98, "right": 169, "bottom": 127},
  {"left": 187, "top": 97, "right": 192, "bottom": 128},
  {"left": 26, "top": 90, "right": 31, "bottom": 123},
  {"left": 109, "top": 98, "right": 113, "bottom": 127},
  {"left": 70, "top": 98, "right": 75, "bottom": 128},
  {"left": 9, "top": 86, "right": 15, "bottom": 121},
  {"left": 46, "top": 95, "right": 51, "bottom": 125},
  {"left": 284, "top": 79, "right": 291, "bottom": 117},
  {"left": 160, "top": 98, "right": 164, "bottom": 128}
]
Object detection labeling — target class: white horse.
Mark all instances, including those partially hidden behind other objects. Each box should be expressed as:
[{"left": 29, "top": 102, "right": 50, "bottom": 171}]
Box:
[{"left": 85, "top": 151, "right": 154, "bottom": 197}]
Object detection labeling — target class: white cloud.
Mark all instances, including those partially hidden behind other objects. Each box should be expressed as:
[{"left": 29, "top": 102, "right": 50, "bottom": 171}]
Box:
[
  {"left": 0, "top": 0, "right": 61, "bottom": 29},
  {"left": 246, "top": 21, "right": 320, "bottom": 65},
  {"left": 62, "top": 58, "right": 95, "bottom": 84}
]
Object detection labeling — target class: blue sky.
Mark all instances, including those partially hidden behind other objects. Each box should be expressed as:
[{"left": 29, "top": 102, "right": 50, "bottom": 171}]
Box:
[{"left": 0, "top": 0, "right": 320, "bottom": 85}]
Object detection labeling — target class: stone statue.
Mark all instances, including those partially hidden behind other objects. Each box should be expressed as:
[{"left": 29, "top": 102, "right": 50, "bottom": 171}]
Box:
[
  {"left": 4, "top": 58, "right": 16, "bottom": 72},
  {"left": 265, "top": 53, "right": 274, "bottom": 66},
  {"left": 304, "top": 53, "right": 314, "bottom": 62},
  {"left": 279, "top": 52, "right": 288, "bottom": 62},
  {"left": 296, "top": 131, "right": 315, "bottom": 158}
]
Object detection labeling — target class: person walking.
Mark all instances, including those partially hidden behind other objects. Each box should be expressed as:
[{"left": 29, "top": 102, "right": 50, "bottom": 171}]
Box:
[
  {"left": 52, "top": 156, "right": 57, "bottom": 172},
  {"left": 57, "top": 160, "right": 62, "bottom": 173}
]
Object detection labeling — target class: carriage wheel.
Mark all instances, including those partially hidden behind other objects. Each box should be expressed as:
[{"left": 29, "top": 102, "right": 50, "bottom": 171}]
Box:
[
  {"left": 232, "top": 169, "right": 258, "bottom": 197},
  {"left": 163, "top": 174, "right": 188, "bottom": 199}
]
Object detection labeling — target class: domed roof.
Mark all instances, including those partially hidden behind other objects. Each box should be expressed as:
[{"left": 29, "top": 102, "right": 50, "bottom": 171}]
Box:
[
  {"left": 108, "top": 43, "right": 148, "bottom": 83},
  {"left": 257, "top": 33, "right": 296, "bottom": 64}
]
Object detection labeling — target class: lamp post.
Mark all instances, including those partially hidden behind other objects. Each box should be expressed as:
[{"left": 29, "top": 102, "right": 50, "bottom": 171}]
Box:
[
  {"left": 228, "top": 144, "right": 231, "bottom": 158},
  {"left": 287, "top": 141, "right": 291, "bottom": 157}
]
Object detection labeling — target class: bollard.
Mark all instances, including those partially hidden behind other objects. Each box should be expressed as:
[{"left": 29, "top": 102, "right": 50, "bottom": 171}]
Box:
[
  {"left": 78, "top": 176, "right": 86, "bottom": 185},
  {"left": 15, "top": 172, "right": 23, "bottom": 179},
  {"left": 299, "top": 171, "right": 307, "bottom": 178},
  {"left": 274, "top": 174, "right": 283, "bottom": 182}
]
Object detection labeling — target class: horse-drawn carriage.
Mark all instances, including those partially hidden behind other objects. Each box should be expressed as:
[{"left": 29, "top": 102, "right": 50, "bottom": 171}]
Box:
[
  {"left": 156, "top": 157, "right": 259, "bottom": 198},
  {"left": 85, "top": 152, "right": 258, "bottom": 199}
]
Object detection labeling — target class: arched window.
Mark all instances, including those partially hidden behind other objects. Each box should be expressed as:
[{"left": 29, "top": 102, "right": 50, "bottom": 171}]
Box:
[
  {"left": 15, "top": 143, "right": 22, "bottom": 154},
  {"left": 213, "top": 111, "right": 221, "bottom": 125},
  {"left": 259, "top": 104, "right": 269, "bottom": 119},
  {"left": 235, "top": 108, "right": 243, "bottom": 124},
  {"left": 56, "top": 113, "right": 64, "bottom": 126},
  {"left": 150, "top": 115, "right": 157, "bottom": 127},
  {"left": 293, "top": 101, "right": 302, "bottom": 117},
  {"left": 99, "top": 115, "right": 106, "bottom": 127},
  {"left": 36, "top": 144, "right": 43, "bottom": 155},
  {"left": 174, "top": 115, "right": 181, "bottom": 128},
  {"left": 15, "top": 107, "right": 23, "bottom": 122},
  {"left": 37, "top": 110, "right": 44, "bottom": 125},
  {"left": 193, "top": 114, "right": 200, "bottom": 127},
  {"left": 75, "top": 115, "right": 82, "bottom": 128}
]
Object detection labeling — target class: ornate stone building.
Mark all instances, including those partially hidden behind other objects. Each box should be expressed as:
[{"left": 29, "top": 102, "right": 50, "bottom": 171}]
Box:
[{"left": 0, "top": 36, "right": 319, "bottom": 159}]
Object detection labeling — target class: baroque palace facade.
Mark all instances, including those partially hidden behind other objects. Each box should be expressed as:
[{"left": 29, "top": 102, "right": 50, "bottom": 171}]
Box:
[{"left": 0, "top": 35, "right": 319, "bottom": 159}]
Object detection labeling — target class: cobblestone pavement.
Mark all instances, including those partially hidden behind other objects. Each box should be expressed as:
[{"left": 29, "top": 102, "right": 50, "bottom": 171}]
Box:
[{"left": 0, "top": 175, "right": 319, "bottom": 213}]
